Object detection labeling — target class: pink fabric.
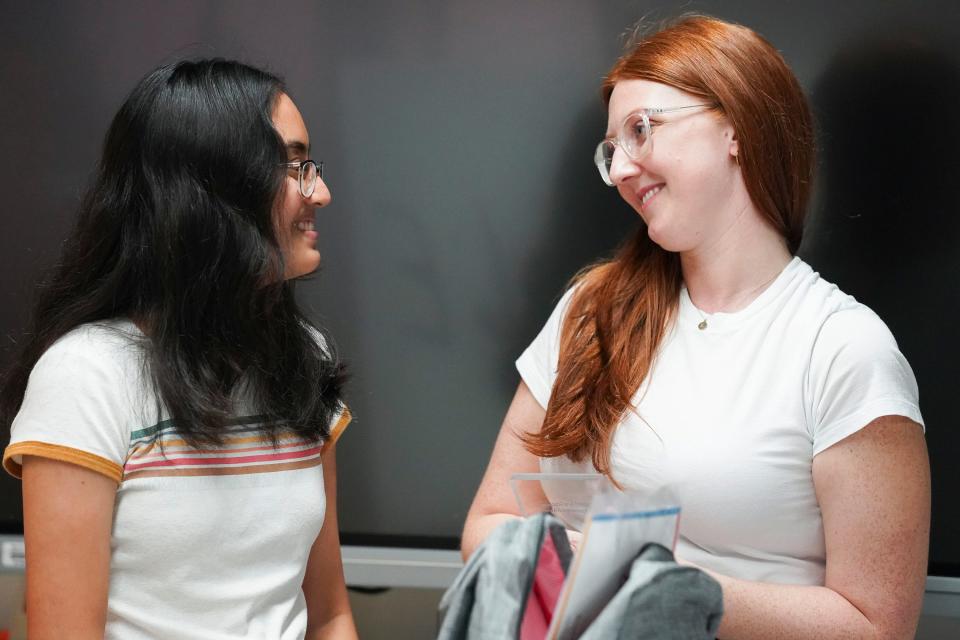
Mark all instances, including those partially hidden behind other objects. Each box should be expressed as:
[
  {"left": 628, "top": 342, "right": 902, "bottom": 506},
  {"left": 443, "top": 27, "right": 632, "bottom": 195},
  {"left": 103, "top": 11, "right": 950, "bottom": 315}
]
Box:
[{"left": 519, "top": 534, "right": 566, "bottom": 639}]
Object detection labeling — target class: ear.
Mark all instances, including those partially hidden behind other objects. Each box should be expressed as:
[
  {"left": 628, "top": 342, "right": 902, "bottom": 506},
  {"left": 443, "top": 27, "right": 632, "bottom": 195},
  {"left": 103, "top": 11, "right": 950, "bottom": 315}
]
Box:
[{"left": 725, "top": 124, "right": 740, "bottom": 162}]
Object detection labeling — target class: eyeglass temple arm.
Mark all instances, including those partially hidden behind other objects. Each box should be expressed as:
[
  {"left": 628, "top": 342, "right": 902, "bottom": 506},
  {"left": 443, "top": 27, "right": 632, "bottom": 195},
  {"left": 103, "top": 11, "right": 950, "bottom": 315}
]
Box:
[{"left": 647, "top": 103, "right": 716, "bottom": 114}]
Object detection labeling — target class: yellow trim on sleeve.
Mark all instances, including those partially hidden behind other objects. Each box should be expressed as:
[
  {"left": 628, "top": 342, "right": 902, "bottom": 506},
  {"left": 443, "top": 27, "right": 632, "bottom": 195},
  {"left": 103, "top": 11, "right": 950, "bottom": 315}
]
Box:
[
  {"left": 3, "top": 441, "right": 122, "bottom": 483},
  {"left": 321, "top": 407, "right": 352, "bottom": 454}
]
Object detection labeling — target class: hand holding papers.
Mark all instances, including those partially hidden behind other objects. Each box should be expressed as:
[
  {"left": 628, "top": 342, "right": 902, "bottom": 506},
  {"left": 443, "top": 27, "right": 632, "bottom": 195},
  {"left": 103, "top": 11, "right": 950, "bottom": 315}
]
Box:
[
  {"left": 511, "top": 473, "right": 681, "bottom": 640},
  {"left": 548, "top": 485, "right": 680, "bottom": 640}
]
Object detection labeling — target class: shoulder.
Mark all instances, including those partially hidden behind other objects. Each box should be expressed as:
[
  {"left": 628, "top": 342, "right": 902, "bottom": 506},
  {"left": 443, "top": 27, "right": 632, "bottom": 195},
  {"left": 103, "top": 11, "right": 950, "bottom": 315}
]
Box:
[
  {"left": 7, "top": 321, "right": 146, "bottom": 479},
  {"left": 515, "top": 280, "right": 585, "bottom": 408},
  {"left": 799, "top": 270, "right": 922, "bottom": 448},
  {"left": 801, "top": 267, "right": 900, "bottom": 366},
  {"left": 777, "top": 260, "right": 897, "bottom": 357},
  {"left": 800, "top": 262, "right": 911, "bottom": 383},
  {"left": 808, "top": 297, "right": 918, "bottom": 407},
  {"left": 814, "top": 305, "right": 898, "bottom": 359},
  {"left": 535, "top": 282, "right": 584, "bottom": 350},
  {"left": 554, "top": 282, "right": 581, "bottom": 318},
  {"left": 34, "top": 320, "right": 144, "bottom": 381}
]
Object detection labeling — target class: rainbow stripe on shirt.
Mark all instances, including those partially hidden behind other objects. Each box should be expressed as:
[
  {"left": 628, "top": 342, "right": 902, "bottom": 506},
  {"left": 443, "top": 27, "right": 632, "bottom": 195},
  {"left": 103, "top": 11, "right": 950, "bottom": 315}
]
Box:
[
  {"left": 2, "top": 409, "right": 350, "bottom": 484},
  {"left": 124, "top": 420, "right": 312, "bottom": 481}
]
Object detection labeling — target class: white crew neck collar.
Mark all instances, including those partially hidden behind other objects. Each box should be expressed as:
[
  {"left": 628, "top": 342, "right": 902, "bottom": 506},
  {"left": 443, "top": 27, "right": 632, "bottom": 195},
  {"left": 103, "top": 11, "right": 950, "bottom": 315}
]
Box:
[{"left": 678, "top": 257, "right": 806, "bottom": 333}]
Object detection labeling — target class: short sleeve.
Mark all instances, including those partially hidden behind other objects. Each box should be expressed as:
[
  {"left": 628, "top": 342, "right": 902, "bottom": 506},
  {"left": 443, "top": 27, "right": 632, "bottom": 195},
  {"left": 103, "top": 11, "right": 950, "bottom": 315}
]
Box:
[
  {"left": 321, "top": 405, "right": 351, "bottom": 454},
  {"left": 3, "top": 330, "right": 134, "bottom": 483},
  {"left": 808, "top": 307, "right": 924, "bottom": 456},
  {"left": 516, "top": 287, "right": 578, "bottom": 409}
]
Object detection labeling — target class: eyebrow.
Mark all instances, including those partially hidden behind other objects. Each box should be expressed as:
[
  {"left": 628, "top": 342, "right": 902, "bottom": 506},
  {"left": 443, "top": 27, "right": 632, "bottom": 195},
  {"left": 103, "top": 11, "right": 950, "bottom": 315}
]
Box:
[
  {"left": 285, "top": 141, "right": 310, "bottom": 156},
  {"left": 603, "top": 108, "right": 662, "bottom": 137}
]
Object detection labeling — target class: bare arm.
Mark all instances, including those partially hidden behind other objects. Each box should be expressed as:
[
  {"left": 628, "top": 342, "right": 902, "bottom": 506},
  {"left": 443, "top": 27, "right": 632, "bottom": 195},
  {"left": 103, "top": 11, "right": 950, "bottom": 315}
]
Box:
[
  {"left": 701, "top": 416, "right": 930, "bottom": 639},
  {"left": 21, "top": 456, "right": 117, "bottom": 639},
  {"left": 461, "top": 380, "right": 548, "bottom": 560},
  {"left": 303, "top": 444, "right": 359, "bottom": 640}
]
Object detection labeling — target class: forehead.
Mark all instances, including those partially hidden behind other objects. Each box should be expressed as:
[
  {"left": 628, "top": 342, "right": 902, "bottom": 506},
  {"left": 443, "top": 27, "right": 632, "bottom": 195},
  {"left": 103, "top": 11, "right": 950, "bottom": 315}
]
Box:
[
  {"left": 607, "top": 79, "right": 696, "bottom": 124},
  {"left": 271, "top": 93, "right": 309, "bottom": 146}
]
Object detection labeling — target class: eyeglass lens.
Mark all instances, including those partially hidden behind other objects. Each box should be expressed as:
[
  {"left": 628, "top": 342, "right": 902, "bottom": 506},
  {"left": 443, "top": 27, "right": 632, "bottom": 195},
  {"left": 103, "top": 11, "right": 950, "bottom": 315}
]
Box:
[
  {"left": 299, "top": 161, "right": 319, "bottom": 198},
  {"left": 594, "top": 112, "right": 651, "bottom": 186}
]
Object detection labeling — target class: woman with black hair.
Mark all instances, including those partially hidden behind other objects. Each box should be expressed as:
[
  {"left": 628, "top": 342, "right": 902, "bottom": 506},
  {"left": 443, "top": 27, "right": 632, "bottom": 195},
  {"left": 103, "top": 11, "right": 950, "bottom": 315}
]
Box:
[{"left": 1, "top": 59, "right": 358, "bottom": 638}]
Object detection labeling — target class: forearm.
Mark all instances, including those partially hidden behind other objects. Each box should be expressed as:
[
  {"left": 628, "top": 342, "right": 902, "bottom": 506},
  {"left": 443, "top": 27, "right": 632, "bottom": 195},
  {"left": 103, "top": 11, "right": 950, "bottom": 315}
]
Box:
[
  {"left": 711, "top": 572, "right": 895, "bottom": 640},
  {"left": 460, "top": 512, "right": 520, "bottom": 560}
]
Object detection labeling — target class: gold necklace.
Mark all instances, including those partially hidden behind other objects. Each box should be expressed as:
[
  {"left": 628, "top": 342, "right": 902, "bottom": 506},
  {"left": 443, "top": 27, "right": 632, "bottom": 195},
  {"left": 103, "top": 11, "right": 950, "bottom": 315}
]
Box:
[{"left": 693, "top": 270, "right": 782, "bottom": 331}]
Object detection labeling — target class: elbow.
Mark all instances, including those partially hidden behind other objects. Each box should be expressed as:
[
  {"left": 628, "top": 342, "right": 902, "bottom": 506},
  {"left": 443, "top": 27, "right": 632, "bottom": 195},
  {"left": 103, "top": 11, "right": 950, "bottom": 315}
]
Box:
[
  {"left": 877, "top": 614, "right": 924, "bottom": 640},
  {"left": 862, "top": 601, "right": 925, "bottom": 640},
  {"left": 460, "top": 513, "right": 479, "bottom": 562},
  {"left": 460, "top": 511, "right": 518, "bottom": 562}
]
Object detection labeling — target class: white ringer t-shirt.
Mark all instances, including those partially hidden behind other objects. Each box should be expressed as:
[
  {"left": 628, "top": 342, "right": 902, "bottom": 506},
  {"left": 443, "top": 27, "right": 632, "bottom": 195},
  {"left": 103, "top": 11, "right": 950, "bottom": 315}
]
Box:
[
  {"left": 4, "top": 320, "right": 350, "bottom": 639},
  {"left": 517, "top": 257, "right": 923, "bottom": 586}
]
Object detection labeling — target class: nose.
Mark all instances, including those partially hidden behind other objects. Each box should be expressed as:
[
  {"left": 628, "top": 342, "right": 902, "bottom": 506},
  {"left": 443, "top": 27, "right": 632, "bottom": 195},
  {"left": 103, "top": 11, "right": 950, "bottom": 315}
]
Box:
[
  {"left": 308, "top": 177, "right": 331, "bottom": 208},
  {"left": 607, "top": 146, "right": 642, "bottom": 185}
]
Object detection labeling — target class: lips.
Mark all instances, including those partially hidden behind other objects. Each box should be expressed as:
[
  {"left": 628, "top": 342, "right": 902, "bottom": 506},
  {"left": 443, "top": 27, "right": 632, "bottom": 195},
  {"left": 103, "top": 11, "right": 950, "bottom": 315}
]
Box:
[{"left": 638, "top": 183, "right": 664, "bottom": 210}]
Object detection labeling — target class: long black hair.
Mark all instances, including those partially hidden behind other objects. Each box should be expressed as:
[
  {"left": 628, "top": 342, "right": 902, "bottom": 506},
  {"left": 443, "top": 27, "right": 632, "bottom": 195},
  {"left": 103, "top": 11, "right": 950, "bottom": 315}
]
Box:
[{"left": 0, "top": 59, "right": 345, "bottom": 446}]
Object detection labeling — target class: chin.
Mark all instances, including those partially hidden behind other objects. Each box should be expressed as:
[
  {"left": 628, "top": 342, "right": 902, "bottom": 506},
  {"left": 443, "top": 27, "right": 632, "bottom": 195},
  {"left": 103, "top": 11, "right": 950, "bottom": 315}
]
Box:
[
  {"left": 644, "top": 226, "right": 688, "bottom": 254},
  {"left": 644, "top": 223, "right": 669, "bottom": 248},
  {"left": 284, "top": 254, "right": 322, "bottom": 280}
]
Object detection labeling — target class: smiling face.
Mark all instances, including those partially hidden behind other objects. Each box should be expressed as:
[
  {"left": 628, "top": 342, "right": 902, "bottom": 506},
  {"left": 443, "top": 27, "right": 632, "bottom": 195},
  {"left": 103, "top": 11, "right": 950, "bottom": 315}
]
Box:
[
  {"left": 271, "top": 93, "right": 331, "bottom": 280},
  {"left": 606, "top": 79, "right": 744, "bottom": 254}
]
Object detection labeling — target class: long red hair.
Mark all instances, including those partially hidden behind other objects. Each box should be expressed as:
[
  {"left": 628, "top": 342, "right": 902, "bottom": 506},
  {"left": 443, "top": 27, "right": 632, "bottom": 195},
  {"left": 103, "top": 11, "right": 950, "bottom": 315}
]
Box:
[{"left": 522, "top": 16, "right": 815, "bottom": 479}]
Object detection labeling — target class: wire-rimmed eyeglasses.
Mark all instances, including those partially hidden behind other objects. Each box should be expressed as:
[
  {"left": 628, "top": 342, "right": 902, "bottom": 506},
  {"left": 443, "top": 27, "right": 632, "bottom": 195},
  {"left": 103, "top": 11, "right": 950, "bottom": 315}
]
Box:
[
  {"left": 594, "top": 104, "right": 714, "bottom": 186},
  {"left": 281, "top": 160, "right": 325, "bottom": 198}
]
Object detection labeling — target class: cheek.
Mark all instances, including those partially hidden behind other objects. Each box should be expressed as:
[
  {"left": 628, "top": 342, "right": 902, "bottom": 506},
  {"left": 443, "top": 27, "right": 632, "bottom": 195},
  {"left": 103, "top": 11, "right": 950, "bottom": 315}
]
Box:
[
  {"left": 617, "top": 184, "right": 641, "bottom": 210},
  {"left": 665, "top": 140, "right": 730, "bottom": 192},
  {"left": 278, "top": 187, "right": 300, "bottom": 228}
]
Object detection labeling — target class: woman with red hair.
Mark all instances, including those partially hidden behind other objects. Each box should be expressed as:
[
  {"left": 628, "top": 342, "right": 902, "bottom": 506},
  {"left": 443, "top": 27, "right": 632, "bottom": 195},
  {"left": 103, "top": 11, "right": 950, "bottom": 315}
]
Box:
[{"left": 463, "top": 15, "right": 929, "bottom": 638}]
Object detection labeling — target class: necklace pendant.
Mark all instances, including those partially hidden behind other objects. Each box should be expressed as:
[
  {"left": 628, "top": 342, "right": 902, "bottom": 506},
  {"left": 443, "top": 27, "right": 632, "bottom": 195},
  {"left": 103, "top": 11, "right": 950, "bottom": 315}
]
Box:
[{"left": 698, "top": 319, "right": 708, "bottom": 330}]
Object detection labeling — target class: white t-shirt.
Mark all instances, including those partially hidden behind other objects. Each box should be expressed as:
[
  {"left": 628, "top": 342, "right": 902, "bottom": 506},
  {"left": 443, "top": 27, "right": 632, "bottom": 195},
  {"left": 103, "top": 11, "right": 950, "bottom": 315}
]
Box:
[
  {"left": 4, "top": 320, "right": 350, "bottom": 639},
  {"left": 517, "top": 257, "right": 923, "bottom": 586}
]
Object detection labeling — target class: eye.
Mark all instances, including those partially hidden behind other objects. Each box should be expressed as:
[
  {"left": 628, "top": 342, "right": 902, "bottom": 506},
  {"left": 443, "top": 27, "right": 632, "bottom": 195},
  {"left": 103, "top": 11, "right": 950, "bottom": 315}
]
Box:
[
  {"left": 623, "top": 113, "right": 649, "bottom": 132},
  {"left": 626, "top": 121, "right": 649, "bottom": 143}
]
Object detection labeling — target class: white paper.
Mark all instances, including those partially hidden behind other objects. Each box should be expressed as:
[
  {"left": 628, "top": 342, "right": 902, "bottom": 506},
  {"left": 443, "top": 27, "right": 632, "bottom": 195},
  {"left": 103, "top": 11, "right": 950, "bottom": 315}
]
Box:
[{"left": 547, "top": 485, "right": 681, "bottom": 640}]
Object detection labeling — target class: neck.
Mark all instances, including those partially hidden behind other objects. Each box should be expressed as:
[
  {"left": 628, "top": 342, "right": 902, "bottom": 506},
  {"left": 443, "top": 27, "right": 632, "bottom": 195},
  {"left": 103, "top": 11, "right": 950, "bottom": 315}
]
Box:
[{"left": 681, "top": 213, "right": 793, "bottom": 314}]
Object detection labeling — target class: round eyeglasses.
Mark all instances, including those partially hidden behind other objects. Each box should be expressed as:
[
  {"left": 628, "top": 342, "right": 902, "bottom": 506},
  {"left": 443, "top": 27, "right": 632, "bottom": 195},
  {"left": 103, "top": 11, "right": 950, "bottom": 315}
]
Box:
[
  {"left": 594, "top": 104, "right": 713, "bottom": 186},
  {"left": 281, "top": 159, "right": 325, "bottom": 198}
]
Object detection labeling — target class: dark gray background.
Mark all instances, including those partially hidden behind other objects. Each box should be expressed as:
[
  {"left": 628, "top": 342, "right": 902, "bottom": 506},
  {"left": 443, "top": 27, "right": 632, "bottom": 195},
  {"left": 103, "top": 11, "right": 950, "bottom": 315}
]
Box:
[{"left": 1, "top": 1, "right": 957, "bottom": 576}]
